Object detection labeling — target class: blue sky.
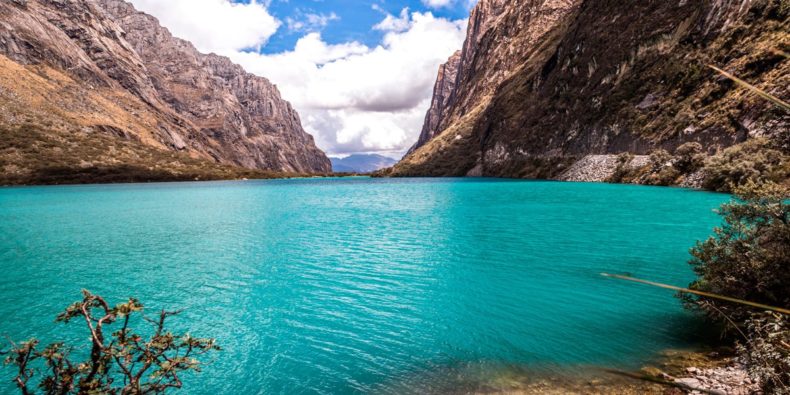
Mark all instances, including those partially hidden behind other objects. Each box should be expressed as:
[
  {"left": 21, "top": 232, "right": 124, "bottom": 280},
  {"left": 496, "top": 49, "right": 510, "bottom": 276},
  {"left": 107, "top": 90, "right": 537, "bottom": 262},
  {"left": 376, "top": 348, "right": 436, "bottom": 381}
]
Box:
[
  {"left": 129, "top": 0, "right": 475, "bottom": 158},
  {"left": 260, "top": 0, "right": 473, "bottom": 53}
]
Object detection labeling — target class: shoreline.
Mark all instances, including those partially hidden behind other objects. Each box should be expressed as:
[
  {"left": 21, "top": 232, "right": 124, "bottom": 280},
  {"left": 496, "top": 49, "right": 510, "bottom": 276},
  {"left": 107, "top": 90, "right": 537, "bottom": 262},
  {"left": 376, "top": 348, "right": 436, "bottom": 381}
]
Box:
[
  {"left": 0, "top": 172, "right": 369, "bottom": 188},
  {"left": 414, "top": 348, "right": 755, "bottom": 394}
]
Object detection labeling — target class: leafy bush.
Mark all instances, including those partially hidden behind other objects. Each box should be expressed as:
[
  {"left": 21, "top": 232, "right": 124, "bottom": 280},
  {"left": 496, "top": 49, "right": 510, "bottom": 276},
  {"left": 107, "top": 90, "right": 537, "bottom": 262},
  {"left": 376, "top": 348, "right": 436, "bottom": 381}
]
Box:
[
  {"left": 638, "top": 149, "right": 680, "bottom": 186},
  {"left": 649, "top": 149, "right": 673, "bottom": 172},
  {"left": 687, "top": 182, "right": 790, "bottom": 321},
  {"left": 740, "top": 313, "right": 790, "bottom": 394},
  {"left": 674, "top": 142, "right": 705, "bottom": 173},
  {"left": 2, "top": 291, "right": 219, "bottom": 394},
  {"left": 685, "top": 182, "right": 790, "bottom": 392},
  {"left": 702, "top": 139, "right": 790, "bottom": 192}
]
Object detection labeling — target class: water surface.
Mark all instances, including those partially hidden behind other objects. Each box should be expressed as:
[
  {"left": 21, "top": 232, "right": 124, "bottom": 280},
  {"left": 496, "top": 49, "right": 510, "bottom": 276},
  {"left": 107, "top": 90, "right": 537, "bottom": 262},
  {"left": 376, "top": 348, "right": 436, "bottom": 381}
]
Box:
[{"left": 0, "top": 178, "right": 729, "bottom": 394}]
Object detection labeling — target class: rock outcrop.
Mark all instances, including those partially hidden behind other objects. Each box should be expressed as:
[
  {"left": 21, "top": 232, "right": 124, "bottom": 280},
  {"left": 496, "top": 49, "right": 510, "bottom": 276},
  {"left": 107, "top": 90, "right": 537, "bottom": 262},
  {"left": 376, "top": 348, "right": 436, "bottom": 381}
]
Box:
[
  {"left": 0, "top": 0, "right": 330, "bottom": 181},
  {"left": 389, "top": 0, "right": 789, "bottom": 181},
  {"left": 408, "top": 51, "right": 461, "bottom": 154}
]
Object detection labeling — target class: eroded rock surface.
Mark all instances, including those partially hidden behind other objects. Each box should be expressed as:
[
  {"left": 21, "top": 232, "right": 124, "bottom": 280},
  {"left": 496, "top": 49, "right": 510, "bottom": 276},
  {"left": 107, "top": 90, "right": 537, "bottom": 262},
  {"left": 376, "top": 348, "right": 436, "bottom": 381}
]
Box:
[
  {"left": 390, "top": 0, "right": 789, "bottom": 180},
  {"left": 0, "top": 0, "right": 330, "bottom": 175}
]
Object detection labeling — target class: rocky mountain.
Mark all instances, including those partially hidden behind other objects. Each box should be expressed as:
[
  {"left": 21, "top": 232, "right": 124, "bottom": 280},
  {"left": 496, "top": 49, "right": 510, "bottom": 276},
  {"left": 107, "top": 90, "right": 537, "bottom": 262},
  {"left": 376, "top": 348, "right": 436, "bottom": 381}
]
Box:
[
  {"left": 387, "top": 0, "right": 789, "bottom": 188},
  {"left": 330, "top": 154, "right": 398, "bottom": 173},
  {"left": 0, "top": 0, "right": 330, "bottom": 184},
  {"left": 407, "top": 51, "right": 462, "bottom": 155}
]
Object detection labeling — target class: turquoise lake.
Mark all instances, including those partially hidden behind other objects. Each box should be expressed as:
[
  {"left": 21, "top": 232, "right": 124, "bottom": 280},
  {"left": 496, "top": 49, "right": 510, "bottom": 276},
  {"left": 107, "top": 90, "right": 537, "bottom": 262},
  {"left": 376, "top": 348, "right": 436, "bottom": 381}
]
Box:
[{"left": 0, "top": 178, "right": 730, "bottom": 394}]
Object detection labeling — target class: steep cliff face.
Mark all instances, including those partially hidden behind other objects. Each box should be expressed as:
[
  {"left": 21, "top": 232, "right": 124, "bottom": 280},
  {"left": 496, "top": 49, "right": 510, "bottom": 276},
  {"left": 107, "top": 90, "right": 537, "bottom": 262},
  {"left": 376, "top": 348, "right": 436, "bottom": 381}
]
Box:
[
  {"left": 0, "top": 0, "right": 330, "bottom": 183},
  {"left": 391, "top": 0, "right": 789, "bottom": 181},
  {"left": 408, "top": 51, "right": 461, "bottom": 154}
]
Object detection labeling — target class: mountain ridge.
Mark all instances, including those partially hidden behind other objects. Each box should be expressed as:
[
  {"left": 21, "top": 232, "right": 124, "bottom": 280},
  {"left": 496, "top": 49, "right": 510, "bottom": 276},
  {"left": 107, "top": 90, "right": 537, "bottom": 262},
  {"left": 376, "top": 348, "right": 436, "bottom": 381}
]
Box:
[
  {"left": 0, "top": 0, "right": 331, "bottom": 184},
  {"left": 385, "top": 0, "right": 789, "bottom": 188},
  {"left": 330, "top": 154, "right": 397, "bottom": 173}
]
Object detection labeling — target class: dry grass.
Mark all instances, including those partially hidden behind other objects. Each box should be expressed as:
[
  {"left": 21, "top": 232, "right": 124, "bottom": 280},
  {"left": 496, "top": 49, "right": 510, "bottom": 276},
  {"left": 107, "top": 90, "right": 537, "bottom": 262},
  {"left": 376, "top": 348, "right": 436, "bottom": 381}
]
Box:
[{"left": 0, "top": 123, "right": 296, "bottom": 185}]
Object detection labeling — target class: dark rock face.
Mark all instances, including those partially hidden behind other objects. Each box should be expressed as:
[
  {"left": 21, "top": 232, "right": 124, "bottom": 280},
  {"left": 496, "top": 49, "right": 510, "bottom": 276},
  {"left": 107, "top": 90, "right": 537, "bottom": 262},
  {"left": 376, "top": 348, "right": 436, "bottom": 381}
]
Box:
[
  {"left": 0, "top": 0, "right": 331, "bottom": 173},
  {"left": 393, "top": 0, "right": 789, "bottom": 178}
]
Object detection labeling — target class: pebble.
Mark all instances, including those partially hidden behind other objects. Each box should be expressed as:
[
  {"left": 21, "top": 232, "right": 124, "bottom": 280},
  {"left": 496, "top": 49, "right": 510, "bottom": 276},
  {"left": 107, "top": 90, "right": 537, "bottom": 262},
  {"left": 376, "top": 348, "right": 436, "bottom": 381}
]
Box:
[{"left": 673, "top": 362, "right": 759, "bottom": 395}]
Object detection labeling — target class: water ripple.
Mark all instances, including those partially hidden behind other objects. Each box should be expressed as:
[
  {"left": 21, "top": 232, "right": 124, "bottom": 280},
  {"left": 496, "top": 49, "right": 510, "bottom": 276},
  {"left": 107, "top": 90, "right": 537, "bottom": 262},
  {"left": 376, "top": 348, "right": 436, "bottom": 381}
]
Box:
[{"left": 0, "top": 179, "right": 729, "bottom": 394}]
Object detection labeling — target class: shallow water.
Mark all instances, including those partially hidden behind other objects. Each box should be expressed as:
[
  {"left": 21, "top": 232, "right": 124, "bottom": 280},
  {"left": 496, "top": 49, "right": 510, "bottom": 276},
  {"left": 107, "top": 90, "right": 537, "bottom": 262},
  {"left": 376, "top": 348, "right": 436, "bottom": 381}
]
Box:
[{"left": 0, "top": 178, "right": 729, "bottom": 394}]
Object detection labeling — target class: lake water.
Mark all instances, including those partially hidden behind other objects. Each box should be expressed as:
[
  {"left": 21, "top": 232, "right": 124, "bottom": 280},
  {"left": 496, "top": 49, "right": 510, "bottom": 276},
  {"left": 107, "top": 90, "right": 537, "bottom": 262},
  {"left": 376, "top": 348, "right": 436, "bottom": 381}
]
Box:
[{"left": 0, "top": 178, "right": 729, "bottom": 394}]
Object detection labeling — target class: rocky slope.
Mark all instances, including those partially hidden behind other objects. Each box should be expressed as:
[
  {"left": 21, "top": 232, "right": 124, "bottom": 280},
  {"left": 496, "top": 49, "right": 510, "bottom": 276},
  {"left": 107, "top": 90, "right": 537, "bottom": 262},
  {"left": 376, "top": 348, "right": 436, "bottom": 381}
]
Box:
[
  {"left": 407, "top": 51, "right": 462, "bottom": 155},
  {"left": 0, "top": 0, "right": 330, "bottom": 184},
  {"left": 387, "top": 0, "right": 789, "bottom": 186}
]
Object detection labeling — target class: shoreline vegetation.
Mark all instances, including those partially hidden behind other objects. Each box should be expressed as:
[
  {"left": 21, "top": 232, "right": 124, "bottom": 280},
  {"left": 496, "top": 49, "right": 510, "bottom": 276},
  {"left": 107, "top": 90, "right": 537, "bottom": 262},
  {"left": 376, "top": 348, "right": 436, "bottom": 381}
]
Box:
[
  {"left": 2, "top": 181, "right": 786, "bottom": 394},
  {"left": 0, "top": 172, "right": 364, "bottom": 187},
  {"left": 0, "top": 123, "right": 366, "bottom": 187}
]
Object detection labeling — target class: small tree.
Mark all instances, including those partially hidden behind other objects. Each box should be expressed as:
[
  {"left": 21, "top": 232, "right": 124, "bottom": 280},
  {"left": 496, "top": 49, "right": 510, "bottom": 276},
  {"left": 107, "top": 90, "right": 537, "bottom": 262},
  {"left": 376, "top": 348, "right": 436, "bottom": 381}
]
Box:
[
  {"left": 683, "top": 182, "right": 790, "bottom": 392},
  {"left": 686, "top": 182, "right": 790, "bottom": 321},
  {"left": 673, "top": 142, "right": 705, "bottom": 174},
  {"left": 2, "top": 291, "right": 220, "bottom": 394},
  {"left": 648, "top": 149, "right": 673, "bottom": 172}
]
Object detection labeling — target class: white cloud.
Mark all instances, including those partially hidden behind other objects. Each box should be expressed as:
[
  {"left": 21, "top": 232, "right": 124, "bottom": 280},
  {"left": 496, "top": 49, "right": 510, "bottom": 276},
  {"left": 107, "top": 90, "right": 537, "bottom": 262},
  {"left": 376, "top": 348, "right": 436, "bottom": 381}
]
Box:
[
  {"left": 127, "top": 0, "right": 280, "bottom": 53},
  {"left": 126, "top": 2, "right": 467, "bottom": 157},
  {"left": 373, "top": 8, "right": 410, "bottom": 32},
  {"left": 286, "top": 11, "right": 340, "bottom": 33},
  {"left": 231, "top": 11, "right": 466, "bottom": 156},
  {"left": 422, "top": 0, "right": 454, "bottom": 9}
]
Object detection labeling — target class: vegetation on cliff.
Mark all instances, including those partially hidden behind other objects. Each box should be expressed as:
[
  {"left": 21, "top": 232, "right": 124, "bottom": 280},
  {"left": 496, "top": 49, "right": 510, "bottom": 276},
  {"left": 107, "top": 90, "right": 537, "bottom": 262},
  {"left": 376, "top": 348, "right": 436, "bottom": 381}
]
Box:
[
  {"left": 388, "top": 0, "right": 789, "bottom": 185},
  {"left": 0, "top": 0, "right": 331, "bottom": 182},
  {"left": 0, "top": 124, "right": 303, "bottom": 186}
]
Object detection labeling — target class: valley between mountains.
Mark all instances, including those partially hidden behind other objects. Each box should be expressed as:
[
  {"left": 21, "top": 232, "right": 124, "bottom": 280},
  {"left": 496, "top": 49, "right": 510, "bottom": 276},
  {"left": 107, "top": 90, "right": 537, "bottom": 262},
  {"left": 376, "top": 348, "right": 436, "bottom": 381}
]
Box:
[{"left": 0, "top": 0, "right": 787, "bottom": 190}]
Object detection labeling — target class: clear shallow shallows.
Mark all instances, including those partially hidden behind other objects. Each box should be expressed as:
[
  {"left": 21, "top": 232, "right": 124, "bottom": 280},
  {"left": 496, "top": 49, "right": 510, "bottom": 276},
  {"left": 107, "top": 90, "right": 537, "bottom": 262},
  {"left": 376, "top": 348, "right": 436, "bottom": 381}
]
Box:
[{"left": 0, "top": 178, "right": 729, "bottom": 394}]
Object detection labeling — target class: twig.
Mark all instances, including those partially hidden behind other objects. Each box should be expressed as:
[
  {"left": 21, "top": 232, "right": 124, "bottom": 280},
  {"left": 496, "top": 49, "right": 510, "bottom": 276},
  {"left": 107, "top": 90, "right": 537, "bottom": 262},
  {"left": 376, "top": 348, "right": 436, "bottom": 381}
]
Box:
[
  {"left": 708, "top": 65, "right": 790, "bottom": 111},
  {"left": 600, "top": 273, "right": 790, "bottom": 315}
]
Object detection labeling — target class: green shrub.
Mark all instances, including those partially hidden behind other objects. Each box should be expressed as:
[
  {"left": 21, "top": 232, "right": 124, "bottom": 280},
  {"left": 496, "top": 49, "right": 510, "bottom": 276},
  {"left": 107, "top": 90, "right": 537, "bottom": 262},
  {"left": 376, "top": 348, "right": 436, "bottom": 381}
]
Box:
[
  {"left": 702, "top": 139, "right": 790, "bottom": 192},
  {"left": 684, "top": 182, "right": 790, "bottom": 393},
  {"left": 740, "top": 313, "right": 790, "bottom": 394},
  {"left": 649, "top": 149, "right": 672, "bottom": 172},
  {"left": 687, "top": 182, "right": 790, "bottom": 321},
  {"left": 674, "top": 142, "right": 705, "bottom": 173}
]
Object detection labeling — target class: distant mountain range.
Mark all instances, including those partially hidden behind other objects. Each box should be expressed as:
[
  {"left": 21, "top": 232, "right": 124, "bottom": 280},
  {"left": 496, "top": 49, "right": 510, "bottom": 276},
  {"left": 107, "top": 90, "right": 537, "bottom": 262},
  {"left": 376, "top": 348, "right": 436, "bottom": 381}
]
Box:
[{"left": 330, "top": 154, "right": 398, "bottom": 173}]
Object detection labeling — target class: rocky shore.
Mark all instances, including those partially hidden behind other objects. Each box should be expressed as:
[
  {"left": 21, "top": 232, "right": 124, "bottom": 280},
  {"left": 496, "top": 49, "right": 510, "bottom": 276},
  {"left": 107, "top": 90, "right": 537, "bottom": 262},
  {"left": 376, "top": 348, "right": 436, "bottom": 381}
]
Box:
[
  {"left": 672, "top": 364, "right": 758, "bottom": 395},
  {"left": 446, "top": 350, "right": 761, "bottom": 395},
  {"left": 556, "top": 155, "right": 650, "bottom": 183}
]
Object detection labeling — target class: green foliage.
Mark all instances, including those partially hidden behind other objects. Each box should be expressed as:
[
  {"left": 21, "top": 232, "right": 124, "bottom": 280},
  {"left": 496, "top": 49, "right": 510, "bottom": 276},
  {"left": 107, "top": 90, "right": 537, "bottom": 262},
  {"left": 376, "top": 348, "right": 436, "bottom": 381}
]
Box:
[
  {"left": 641, "top": 149, "right": 681, "bottom": 186},
  {"left": 2, "top": 291, "right": 219, "bottom": 394},
  {"left": 0, "top": 124, "right": 297, "bottom": 186},
  {"left": 649, "top": 149, "right": 673, "bottom": 172},
  {"left": 702, "top": 139, "right": 790, "bottom": 192},
  {"left": 673, "top": 142, "right": 705, "bottom": 174},
  {"left": 685, "top": 182, "right": 790, "bottom": 392},
  {"left": 739, "top": 313, "right": 790, "bottom": 394},
  {"left": 687, "top": 182, "right": 790, "bottom": 321}
]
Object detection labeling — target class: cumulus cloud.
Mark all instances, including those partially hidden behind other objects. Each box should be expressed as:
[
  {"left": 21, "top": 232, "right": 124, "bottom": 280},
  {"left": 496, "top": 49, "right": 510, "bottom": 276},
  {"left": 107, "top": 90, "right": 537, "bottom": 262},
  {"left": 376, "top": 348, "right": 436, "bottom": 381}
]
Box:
[
  {"left": 373, "top": 8, "right": 411, "bottom": 32},
  {"left": 232, "top": 11, "right": 466, "bottom": 156},
  {"left": 127, "top": 1, "right": 467, "bottom": 157},
  {"left": 127, "top": 0, "right": 279, "bottom": 53}
]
